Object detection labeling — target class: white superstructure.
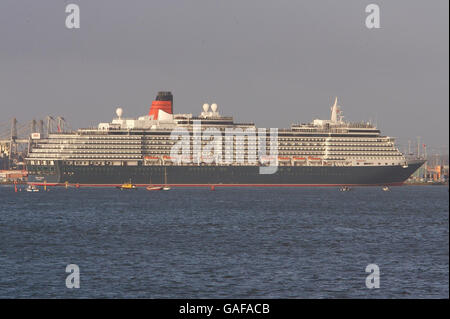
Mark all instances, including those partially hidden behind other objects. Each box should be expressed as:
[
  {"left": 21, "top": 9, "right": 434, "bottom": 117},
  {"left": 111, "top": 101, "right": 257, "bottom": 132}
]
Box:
[{"left": 27, "top": 97, "right": 407, "bottom": 168}]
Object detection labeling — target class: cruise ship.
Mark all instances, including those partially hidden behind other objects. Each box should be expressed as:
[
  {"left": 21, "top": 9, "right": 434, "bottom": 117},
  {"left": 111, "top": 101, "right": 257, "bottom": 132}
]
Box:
[{"left": 26, "top": 91, "right": 424, "bottom": 187}]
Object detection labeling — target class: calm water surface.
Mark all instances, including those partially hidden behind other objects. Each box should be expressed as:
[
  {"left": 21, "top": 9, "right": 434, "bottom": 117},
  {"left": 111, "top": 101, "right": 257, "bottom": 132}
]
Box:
[{"left": 0, "top": 185, "right": 448, "bottom": 298}]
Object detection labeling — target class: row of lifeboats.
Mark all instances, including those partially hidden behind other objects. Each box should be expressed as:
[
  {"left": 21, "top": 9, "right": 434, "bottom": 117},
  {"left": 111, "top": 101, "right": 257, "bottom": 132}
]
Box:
[{"left": 146, "top": 155, "right": 323, "bottom": 162}]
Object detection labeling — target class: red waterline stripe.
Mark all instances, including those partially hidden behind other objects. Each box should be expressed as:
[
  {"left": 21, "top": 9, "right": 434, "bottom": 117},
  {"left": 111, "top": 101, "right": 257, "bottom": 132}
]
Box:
[{"left": 28, "top": 182, "right": 404, "bottom": 187}]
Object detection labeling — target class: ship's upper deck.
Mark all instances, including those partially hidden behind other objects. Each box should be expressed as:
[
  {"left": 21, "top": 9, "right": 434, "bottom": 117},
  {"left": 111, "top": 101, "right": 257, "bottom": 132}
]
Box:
[
  {"left": 26, "top": 95, "right": 406, "bottom": 167},
  {"left": 84, "top": 97, "right": 381, "bottom": 139}
]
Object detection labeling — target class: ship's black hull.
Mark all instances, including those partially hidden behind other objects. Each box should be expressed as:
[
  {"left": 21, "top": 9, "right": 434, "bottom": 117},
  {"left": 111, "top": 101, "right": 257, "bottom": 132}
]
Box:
[{"left": 27, "top": 160, "right": 424, "bottom": 186}]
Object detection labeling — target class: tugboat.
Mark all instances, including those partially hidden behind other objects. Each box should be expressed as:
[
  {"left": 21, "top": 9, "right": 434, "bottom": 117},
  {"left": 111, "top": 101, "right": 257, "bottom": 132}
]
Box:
[
  {"left": 26, "top": 185, "right": 40, "bottom": 192},
  {"left": 117, "top": 180, "right": 137, "bottom": 190}
]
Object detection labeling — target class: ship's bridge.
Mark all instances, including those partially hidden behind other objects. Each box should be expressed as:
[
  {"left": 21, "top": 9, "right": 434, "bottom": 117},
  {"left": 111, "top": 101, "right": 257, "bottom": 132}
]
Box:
[{"left": 290, "top": 97, "right": 380, "bottom": 135}]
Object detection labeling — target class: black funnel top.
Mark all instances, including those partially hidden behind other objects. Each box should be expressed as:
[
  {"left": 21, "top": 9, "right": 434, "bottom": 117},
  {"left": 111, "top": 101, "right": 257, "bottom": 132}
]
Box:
[{"left": 155, "top": 91, "right": 173, "bottom": 102}]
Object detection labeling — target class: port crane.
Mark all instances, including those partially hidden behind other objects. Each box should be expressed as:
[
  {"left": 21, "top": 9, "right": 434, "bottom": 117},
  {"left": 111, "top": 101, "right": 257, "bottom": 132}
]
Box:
[{"left": 0, "top": 115, "right": 69, "bottom": 169}]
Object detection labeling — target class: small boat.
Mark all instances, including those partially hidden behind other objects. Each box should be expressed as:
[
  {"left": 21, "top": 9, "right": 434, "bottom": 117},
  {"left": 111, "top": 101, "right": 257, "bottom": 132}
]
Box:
[
  {"left": 26, "top": 185, "right": 39, "bottom": 192},
  {"left": 117, "top": 180, "right": 137, "bottom": 190},
  {"left": 146, "top": 177, "right": 162, "bottom": 191},
  {"left": 146, "top": 185, "right": 163, "bottom": 191},
  {"left": 382, "top": 186, "right": 390, "bottom": 192},
  {"left": 339, "top": 186, "right": 352, "bottom": 192}
]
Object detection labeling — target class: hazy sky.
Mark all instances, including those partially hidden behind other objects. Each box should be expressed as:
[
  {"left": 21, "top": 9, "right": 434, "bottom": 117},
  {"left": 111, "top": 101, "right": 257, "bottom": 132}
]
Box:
[{"left": 0, "top": 0, "right": 448, "bottom": 154}]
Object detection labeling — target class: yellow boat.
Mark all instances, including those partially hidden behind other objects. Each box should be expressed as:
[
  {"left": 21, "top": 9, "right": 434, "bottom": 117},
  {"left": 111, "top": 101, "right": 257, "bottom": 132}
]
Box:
[{"left": 117, "top": 180, "right": 137, "bottom": 190}]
